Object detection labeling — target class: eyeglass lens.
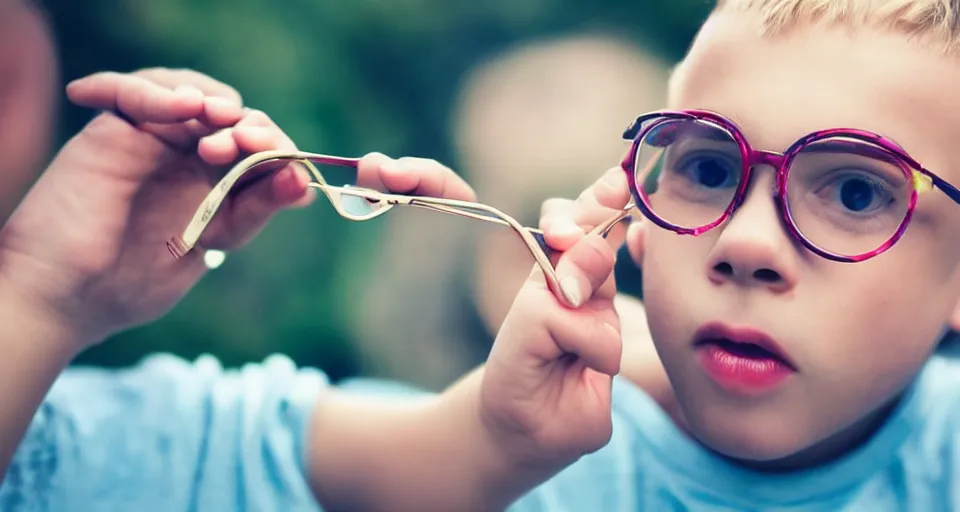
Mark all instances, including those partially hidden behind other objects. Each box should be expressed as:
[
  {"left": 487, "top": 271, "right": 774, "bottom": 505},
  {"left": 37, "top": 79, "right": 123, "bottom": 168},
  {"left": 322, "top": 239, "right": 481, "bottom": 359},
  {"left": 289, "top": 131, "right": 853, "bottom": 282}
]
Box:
[{"left": 633, "top": 118, "right": 914, "bottom": 257}]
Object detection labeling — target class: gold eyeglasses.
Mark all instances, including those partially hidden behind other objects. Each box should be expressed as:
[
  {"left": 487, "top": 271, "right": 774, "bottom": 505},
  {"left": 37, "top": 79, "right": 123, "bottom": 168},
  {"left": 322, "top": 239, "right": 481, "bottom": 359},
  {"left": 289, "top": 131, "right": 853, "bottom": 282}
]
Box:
[{"left": 167, "top": 150, "right": 631, "bottom": 307}]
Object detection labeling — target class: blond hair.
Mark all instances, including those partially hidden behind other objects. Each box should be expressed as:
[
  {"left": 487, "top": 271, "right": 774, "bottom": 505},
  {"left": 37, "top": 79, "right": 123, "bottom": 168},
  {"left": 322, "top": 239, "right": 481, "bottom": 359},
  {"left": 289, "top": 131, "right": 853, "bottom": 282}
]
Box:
[{"left": 716, "top": 0, "right": 960, "bottom": 53}]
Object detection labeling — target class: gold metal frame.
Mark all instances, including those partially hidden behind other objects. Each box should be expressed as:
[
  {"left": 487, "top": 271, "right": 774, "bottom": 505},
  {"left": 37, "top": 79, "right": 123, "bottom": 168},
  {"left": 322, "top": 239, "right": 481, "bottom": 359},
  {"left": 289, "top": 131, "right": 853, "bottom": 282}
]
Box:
[{"left": 168, "top": 150, "right": 630, "bottom": 307}]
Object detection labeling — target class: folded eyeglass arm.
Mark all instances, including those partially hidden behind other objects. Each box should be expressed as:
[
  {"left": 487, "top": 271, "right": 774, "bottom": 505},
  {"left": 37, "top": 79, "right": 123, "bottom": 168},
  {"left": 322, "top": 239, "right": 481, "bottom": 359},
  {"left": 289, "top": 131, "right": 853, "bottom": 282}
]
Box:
[{"left": 168, "top": 150, "right": 632, "bottom": 308}]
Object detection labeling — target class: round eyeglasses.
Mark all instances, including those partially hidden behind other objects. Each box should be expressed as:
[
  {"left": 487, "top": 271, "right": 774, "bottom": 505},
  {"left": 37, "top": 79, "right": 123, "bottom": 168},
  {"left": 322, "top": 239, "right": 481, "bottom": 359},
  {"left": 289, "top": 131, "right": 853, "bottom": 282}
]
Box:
[{"left": 619, "top": 110, "right": 960, "bottom": 262}]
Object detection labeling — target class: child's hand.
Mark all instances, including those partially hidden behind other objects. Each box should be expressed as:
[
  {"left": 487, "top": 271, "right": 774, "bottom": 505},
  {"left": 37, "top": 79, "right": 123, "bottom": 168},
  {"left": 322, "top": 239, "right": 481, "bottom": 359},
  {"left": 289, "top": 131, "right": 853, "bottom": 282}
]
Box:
[
  {"left": 533, "top": 171, "right": 684, "bottom": 428},
  {"left": 479, "top": 166, "right": 633, "bottom": 471},
  {"left": 0, "top": 68, "right": 308, "bottom": 347},
  {"left": 0, "top": 68, "right": 477, "bottom": 349}
]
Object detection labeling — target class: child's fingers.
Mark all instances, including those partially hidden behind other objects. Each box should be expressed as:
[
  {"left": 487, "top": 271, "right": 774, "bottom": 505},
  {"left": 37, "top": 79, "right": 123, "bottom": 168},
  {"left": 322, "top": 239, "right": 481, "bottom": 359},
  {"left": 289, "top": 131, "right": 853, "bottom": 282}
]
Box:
[
  {"left": 540, "top": 197, "right": 574, "bottom": 219},
  {"left": 133, "top": 69, "right": 244, "bottom": 145},
  {"left": 139, "top": 107, "right": 238, "bottom": 151},
  {"left": 237, "top": 162, "right": 313, "bottom": 216},
  {"left": 232, "top": 155, "right": 315, "bottom": 207},
  {"left": 539, "top": 199, "right": 584, "bottom": 252},
  {"left": 565, "top": 168, "right": 631, "bottom": 231},
  {"left": 197, "top": 109, "right": 292, "bottom": 167},
  {"left": 199, "top": 164, "right": 313, "bottom": 251},
  {"left": 539, "top": 167, "right": 632, "bottom": 250},
  {"left": 197, "top": 128, "right": 240, "bottom": 166},
  {"left": 232, "top": 110, "right": 296, "bottom": 153},
  {"left": 197, "top": 111, "right": 314, "bottom": 249},
  {"left": 207, "top": 109, "right": 315, "bottom": 203},
  {"left": 135, "top": 67, "right": 244, "bottom": 130},
  {"left": 546, "top": 308, "right": 622, "bottom": 377},
  {"left": 133, "top": 67, "right": 243, "bottom": 105},
  {"left": 72, "top": 68, "right": 244, "bottom": 148},
  {"left": 201, "top": 96, "right": 244, "bottom": 127},
  {"left": 355, "top": 153, "right": 478, "bottom": 201},
  {"left": 578, "top": 166, "right": 632, "bottom": 212},
  {"left": 552, "top": 234, "right": 617, "bottom": 308},
  {"left": 66, "top": 72, "right": 204, "bottom": 124},
  {"left": 153, "top": 97, "right": 243, "bottom": 142},
  {"left": 380, "top": 156, "right": 476, "bottom": 200},
  {"left": 229, "top": 113, "right": 305, "bottom": 192},
  {"left": 353, "top": 152, "right": 393, "bottom": 188}
]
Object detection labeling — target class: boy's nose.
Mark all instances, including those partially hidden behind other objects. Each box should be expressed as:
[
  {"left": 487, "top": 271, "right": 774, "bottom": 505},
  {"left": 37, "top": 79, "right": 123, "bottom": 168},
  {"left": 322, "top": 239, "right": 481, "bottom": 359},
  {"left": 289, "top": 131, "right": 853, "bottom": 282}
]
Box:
[{"left": 705, "top": 171, "right": 798, "bottom": 294}]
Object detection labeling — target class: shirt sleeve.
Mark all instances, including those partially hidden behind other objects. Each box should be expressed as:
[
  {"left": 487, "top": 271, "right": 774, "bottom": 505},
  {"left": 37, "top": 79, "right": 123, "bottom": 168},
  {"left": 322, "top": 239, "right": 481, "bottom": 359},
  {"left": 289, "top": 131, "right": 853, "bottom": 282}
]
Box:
[{"left": 0, "top": 353, "right": 328, "bottom": 511}]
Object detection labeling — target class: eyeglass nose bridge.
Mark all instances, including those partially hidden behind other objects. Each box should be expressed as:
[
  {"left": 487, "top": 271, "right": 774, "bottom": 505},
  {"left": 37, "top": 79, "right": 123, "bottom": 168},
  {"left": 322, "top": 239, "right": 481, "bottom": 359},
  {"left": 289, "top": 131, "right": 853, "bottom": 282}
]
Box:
[
  {"left": 749, "top": 149, "right": 787, "bottom": 170},
  {"left": 727, "top": 149, "right": 789, "bottom": 213},
  {"left": 309, "top": 182, "right": 395, "bottom": 221}
]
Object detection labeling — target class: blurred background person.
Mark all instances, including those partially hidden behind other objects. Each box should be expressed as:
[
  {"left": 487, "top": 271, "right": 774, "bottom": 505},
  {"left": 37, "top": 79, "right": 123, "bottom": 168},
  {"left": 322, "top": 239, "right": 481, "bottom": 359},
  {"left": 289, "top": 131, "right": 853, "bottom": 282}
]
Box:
[
  {"left": 0, "top": 0, "right": 59, "bottom": 222},
  {"left": 349, "top": 33, "right": 670, "bottom": 389}
]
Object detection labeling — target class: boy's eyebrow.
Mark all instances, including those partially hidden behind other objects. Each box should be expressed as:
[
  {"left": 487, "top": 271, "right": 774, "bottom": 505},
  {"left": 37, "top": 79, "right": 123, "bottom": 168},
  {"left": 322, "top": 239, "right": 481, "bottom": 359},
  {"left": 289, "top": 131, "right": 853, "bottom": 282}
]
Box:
[
  {"left": 683, "top": 121, "right": 742, "bottom": 144},
  {"left": 798, "top": 139, "right": 902, "bottom": 166},
  {"left": 669, "top": 127, "right": 740, "bottom": 152}
]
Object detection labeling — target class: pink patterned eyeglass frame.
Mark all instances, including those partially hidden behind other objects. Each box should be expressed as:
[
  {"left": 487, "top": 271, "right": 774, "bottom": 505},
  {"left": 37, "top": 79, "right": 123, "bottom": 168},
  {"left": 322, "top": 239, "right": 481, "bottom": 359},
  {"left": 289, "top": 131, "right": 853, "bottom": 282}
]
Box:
[{"left": 619, "top": 109, "right": 960, "bottom": 263}]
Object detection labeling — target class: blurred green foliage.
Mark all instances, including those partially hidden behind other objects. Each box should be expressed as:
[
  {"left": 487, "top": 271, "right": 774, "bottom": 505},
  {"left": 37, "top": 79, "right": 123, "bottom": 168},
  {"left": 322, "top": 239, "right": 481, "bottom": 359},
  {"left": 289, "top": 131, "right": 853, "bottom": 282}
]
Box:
[{"left": 44, "top": 0, "right": 714, "bottom": 380}]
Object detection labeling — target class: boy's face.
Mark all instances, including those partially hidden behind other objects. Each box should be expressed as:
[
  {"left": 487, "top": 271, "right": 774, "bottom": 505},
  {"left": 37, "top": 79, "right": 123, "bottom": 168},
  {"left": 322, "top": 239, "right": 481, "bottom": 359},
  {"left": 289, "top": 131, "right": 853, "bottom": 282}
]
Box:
[{"left": 634, "top": 9, "right": 960, "bottom": 467}]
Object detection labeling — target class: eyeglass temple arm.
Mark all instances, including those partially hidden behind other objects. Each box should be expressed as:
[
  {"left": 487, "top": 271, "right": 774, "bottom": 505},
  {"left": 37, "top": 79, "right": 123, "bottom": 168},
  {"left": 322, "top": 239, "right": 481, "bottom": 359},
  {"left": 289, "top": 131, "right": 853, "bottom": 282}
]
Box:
[
  {"left": 926, "top": 172, "right": 960, "bottom": 205},
  {"left": 405, "top": 199, "right": 628, "bottom": 250},
  {"left": 622, "top": 115, "right": 646, "bottom": 140},
  {"left": 405, "top": 201, "right": 552, "bottom": 249},
  {"left": 167, "top": 150, "right": 358, "bottom": 258},
  {"left": 170, "top": 150, "right": 632, "bottom": 308},
  {"left": 378, "top": 193, "right": 631, "bottom": 307}
]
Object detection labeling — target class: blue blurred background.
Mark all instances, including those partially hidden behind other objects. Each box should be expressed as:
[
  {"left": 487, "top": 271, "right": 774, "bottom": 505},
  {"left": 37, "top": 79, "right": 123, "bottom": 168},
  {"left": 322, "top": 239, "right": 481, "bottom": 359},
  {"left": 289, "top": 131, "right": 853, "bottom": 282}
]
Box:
[{"left": 11, "top": 0, "right": 715, "bottom": 390}]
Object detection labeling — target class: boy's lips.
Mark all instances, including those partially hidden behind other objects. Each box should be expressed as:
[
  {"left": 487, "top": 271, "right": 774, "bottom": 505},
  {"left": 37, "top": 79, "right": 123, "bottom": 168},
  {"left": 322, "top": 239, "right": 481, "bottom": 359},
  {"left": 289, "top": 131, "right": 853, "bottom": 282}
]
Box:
[{"left": 693, "top": 322, "right": 798, "bottom": 394}]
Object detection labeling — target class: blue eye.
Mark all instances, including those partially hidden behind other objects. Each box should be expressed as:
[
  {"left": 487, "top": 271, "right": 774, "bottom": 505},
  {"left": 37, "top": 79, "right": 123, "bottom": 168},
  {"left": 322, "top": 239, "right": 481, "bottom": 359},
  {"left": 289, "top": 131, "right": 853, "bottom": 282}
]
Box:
[
  {"left": 677, "top": 155, "right": 739, "bottom": 189},
  {"left": 696, "top": 159, "right": 732, "bottom": 188},
  {"left": 839, "top": 179, "right": 872, "bottom": 211},
  {"left": 831, "top": 175, "right": 893, "bottom": 214}
]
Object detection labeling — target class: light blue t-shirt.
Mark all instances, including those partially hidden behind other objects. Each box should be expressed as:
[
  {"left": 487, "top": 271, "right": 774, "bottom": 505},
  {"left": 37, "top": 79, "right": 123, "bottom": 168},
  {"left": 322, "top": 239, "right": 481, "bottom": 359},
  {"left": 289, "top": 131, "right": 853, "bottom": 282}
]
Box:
[
  {"left": 3, "top": 353, "right": 960, "bottom": 511},
  {"left": 0, "top": 354, "right": 326, "bottom": 511},
  {"left": 510, "top": 354, "right": 960, "bottom": 511}
]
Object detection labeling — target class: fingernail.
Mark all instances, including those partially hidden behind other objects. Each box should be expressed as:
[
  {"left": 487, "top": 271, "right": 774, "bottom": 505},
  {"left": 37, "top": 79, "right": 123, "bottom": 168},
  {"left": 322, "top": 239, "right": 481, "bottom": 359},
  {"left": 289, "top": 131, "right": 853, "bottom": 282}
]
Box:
[{"left": 560, "top": 276, "right": 583, "bottom": 308}]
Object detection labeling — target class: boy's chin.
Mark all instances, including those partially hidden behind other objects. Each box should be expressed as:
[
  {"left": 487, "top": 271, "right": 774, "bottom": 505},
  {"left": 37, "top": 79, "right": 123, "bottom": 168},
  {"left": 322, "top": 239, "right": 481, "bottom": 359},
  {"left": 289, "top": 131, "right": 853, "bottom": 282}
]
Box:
[
  {"left": 680, "top": 403, "right": 830, "bottom": 472},
  {"left": 691, "top": 427, "right": 812, "bottom": 471}
]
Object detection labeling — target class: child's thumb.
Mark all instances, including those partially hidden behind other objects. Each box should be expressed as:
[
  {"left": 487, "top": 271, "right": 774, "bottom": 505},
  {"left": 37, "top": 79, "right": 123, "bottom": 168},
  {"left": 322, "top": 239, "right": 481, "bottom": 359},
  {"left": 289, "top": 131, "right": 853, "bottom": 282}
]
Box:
[{"left": 553, "top": 234, "right": 616, "bottom": 308}]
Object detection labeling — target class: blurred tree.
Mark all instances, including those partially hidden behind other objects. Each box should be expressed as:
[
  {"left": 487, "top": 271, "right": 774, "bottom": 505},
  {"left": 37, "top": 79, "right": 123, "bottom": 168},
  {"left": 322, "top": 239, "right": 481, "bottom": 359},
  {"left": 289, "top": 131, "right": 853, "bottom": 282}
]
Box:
[{"left": 41, "top": 0, "right": 713, "bottom": 380}]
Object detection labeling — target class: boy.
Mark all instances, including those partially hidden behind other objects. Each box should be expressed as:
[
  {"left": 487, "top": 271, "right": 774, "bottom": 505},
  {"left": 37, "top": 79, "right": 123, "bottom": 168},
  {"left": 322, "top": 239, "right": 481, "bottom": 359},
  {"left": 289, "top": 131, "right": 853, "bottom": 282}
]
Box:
[
  {"left": 12, "top": 0, "right": 960, "bottom": 510},
  {"left": 501, "top": 0, "right": 960, "bottom": 508},
  {"left": 309, "top": 0, "right": 960, "bottom": 509}
]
